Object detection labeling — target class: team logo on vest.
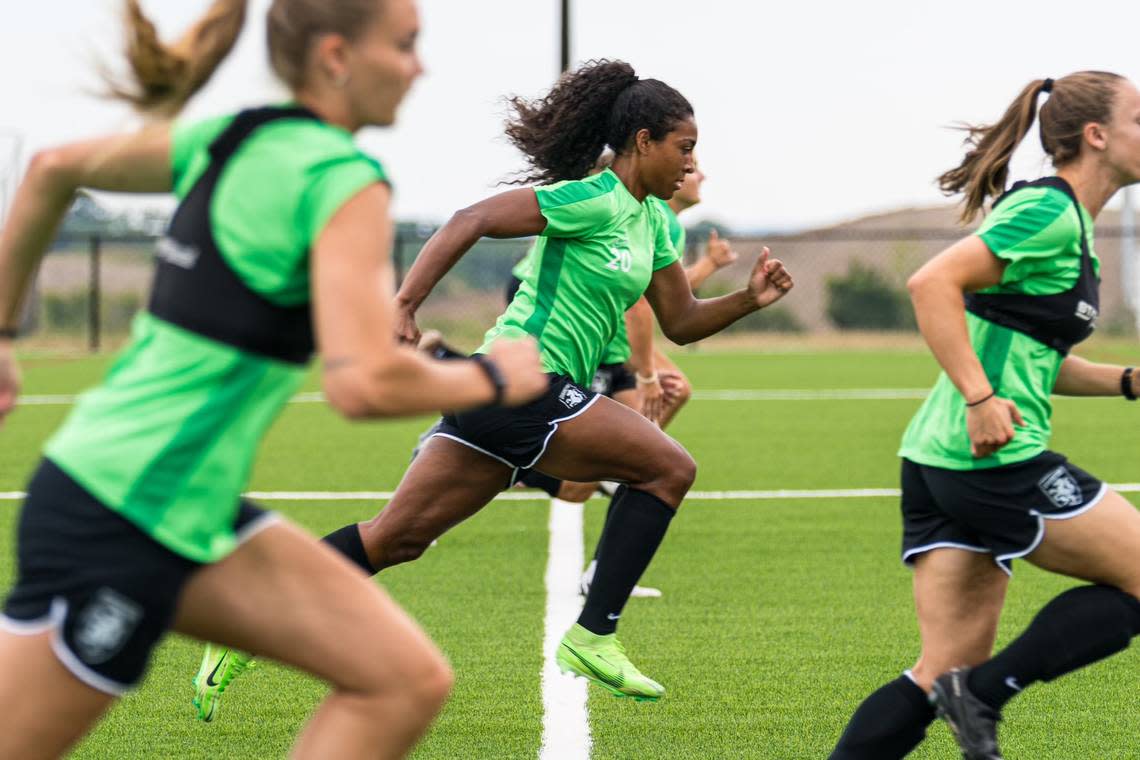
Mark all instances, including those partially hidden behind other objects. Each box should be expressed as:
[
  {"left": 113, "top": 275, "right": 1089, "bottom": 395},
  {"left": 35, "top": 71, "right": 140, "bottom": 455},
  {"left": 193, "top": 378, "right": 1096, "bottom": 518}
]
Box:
[
  {"left": 558, "top": 384, "right": 588, "bottom": 409},
  {"left": 72, "top": 587, "right": 144, "bottom": 665},
  {"left": 1075, "top": 300, "right": 1098, "bottom": 324},
  {"left": 156, "top": 236, "right": 200, "bottom": 269},
  {"left": 1037, "top": 466, "right": 1084, "bottom": 510}
]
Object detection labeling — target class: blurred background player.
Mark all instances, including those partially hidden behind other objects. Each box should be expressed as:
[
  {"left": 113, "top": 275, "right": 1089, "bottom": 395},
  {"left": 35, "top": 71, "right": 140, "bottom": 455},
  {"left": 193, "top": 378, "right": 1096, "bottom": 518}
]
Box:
[
  {"left": 0, "top": 0, "right": 544, "bottom": 756},
  {"left": 830, "top": 71, "right": 1140, "bottom": 760}
]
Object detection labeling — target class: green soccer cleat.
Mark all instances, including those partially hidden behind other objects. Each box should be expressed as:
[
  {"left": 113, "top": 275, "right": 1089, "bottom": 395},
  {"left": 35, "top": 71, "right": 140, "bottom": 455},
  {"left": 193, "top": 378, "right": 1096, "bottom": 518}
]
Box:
[
  {"left": 192, "top": 644, "right": 256, "bottom": 722},
  {"left": 556, "top": 623, "right": 665, "bottom": 701}
]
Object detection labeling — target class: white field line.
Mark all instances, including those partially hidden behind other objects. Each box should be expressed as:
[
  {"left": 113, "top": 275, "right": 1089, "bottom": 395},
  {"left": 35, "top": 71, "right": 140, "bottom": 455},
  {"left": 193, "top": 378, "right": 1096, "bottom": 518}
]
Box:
[
  {"left": 15, "top": 388, "right": 932, "bottom": 406},
  {"left": 539, "top": 499, "right": 591, "bottom": 760},
  {"left": 4, "top": 486, "right": 1140, "bottom": 502}
]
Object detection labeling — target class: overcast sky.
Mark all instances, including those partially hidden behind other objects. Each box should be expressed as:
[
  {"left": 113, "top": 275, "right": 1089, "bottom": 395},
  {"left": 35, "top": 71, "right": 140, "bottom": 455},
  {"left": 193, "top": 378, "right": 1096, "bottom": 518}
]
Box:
[{"left": 1, "top": 0, "right": 1137, "bottom": 231}]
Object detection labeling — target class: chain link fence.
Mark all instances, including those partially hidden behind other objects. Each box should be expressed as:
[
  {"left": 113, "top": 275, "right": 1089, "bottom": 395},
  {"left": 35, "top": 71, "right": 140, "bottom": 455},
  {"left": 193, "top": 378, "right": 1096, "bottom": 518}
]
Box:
[{"left": 21, "top": 217, "right": 1140, "bottom": 352}]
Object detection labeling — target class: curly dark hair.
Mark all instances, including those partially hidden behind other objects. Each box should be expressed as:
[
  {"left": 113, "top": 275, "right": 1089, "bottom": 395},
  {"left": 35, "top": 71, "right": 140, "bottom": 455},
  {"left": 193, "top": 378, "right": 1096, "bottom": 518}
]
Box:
[{"left": 504, "top": 59, "right": 694, "bottom": 185}]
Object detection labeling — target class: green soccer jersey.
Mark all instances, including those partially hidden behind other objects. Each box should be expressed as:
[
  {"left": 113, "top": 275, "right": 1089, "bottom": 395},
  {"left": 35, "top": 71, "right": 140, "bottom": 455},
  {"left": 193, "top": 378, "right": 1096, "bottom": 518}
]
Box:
[
  {"left": 654, "top": 195, "right": 686, "bottom": 255},
  {"left": 597, "top": 197, "right": 687, "bottom": 366},
  {"left": 479, "top": 168, "right": 679, "bottom": 385},
  {"left": 44, "top": 109, "right": 386, "bottom": 563},
  {"left": 898, "top": 183, "right": 1099, "bottom": 470}
]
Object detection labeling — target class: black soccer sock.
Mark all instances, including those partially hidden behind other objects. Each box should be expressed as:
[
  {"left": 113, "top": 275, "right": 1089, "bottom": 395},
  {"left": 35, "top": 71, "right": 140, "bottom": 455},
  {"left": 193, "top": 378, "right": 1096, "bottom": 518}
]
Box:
[
  {"left": 829, "top": 675, "right": 935, "bottom": 759},
  {"left": 321, "top": 523, "right": 377, "bottom": 575},
  {"left": 518, "top": 469, "right": 563, "bottom": 498},
  {"left": 590, "top": 487, "right": 624, "bottom": 562},
  {"left": 967, "top": 584, "right": 1140, "bottom": 710},
  {"left": 577, "top": 488, "right": 674, "bottom": 635}
]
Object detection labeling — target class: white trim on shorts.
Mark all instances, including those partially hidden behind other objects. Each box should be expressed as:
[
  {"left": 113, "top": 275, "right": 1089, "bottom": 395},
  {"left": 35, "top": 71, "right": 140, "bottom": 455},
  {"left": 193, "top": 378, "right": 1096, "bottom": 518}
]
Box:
[
  {"left": 909, "top": 482, "right": 1112, "bottom": 577},
  {"left": 428, "top": 431, "right": 522, "bottom": 486},
  {"left": 3, "top": 597, "right": 131, "bottom": 696},
  {"left": 426, "top": 392, "right": 601, "bottom": 482},
  {"left": 993, "top": 481, "right": 1113, "bottom": 574},
  {"left": 428, "top": 432, "right": 517, "bottom": 470},
  {"left": 523, "top": 393, "right": 602, "bottom": 470},
  {"left": 235, "top": 510, "right": 282, "bottom": 546},
  {"left": 0, "top": 602, "right": 62, "bottom": 635},
  {"left": 901, "top": 540, "right": 989, "bottom": 567}
]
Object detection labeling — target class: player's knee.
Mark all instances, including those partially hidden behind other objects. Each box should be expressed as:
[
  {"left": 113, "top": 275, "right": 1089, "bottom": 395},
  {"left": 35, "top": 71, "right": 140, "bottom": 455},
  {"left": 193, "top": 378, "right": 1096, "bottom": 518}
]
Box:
[
  {"left": 361, "top": 514, "right": 435, "bottom": 568},
  {"left": 651, "top": 447, "right": 696, "bottom": 502},
  {"left": 416, "top": 655, "right": 454, "bottom": 713},
  {"left": 354, "top": 638, "right": 452, "bottom": 717}
]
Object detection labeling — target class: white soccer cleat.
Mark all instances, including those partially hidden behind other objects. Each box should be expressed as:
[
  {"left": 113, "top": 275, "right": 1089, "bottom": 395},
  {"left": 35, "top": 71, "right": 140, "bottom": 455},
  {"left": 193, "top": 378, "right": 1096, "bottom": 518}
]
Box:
[{"left": 579, "top": 559, "right": 662, "bottom": 598}]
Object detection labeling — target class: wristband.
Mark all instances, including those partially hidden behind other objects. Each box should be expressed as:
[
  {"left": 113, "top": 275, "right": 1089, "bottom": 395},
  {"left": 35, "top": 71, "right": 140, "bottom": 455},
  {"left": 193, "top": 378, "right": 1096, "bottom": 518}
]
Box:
[
  {"left": 1124, "top": 367, "right": 1137, "bottom": 402},
  {"left": 635, "top": 371, "right": 659, "bottom": 385},
  {"left": 0, "top": 326, "right": 17, "bottom": 340},
  {"left": 470, "top": 354, "right": 506, "bottom": 406},
  {"left": 965, "top": 390, "right": 995, "bottom": 407}
]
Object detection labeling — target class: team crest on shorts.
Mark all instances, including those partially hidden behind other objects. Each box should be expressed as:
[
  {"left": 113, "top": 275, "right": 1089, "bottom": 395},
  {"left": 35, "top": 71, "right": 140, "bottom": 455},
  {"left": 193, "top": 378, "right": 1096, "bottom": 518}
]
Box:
[
  {"left": 558, "top": 384, "right": 588, "bottom": 409},
  {"left": 72, "top": 587, "right": 143, "bottom": 665},
  {"left": 1038, "top": 466, "right": 1084, "bottom": 509}
]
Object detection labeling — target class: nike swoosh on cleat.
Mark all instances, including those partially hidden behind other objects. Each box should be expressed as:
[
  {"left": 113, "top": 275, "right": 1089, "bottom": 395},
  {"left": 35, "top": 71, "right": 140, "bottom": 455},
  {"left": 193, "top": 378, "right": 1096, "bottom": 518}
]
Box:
[
  {"left": 205, "top": 654, "right": 228, "bottom": 688},
  {"left": 563, "top": 645, "right": 625, "bottom": 689},
  {"left": 606, "top": 613, "right": 620, "bottom": 620}
]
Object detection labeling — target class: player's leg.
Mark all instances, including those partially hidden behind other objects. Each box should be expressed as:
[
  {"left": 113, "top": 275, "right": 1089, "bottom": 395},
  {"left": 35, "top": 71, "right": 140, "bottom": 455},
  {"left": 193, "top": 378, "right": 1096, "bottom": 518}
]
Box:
[
  {"left": 535, "top": 394, "right": 696, "bottom": 699},
  {"left": 946, "top": 488, "right": 1140, "bottom": 717},
  {"left": 354, "top": 436, "right": 513, "bottom": 571},
  {"left": 911, "top": 456, "right": 1140, "bottom": 758},
  {"left": 0, "top": 632, "right": 115, "bottom": 759},
  {"left": 193, "top": 444, "right": 502, "bottom": 722},
  {"left": 0, "top": 460, "right": 180, "bottom": 758},
  {"left": 175, "top": 518, "right": 452, "bottom": 759},
  {"left": 577, "top": 385, "right": 663, "bottom": 598},
  {"left": 830, "top": 548, "right": 1007, "bottom": 759},
  {"left": 831, "top": 458, "right": 1009, "bottom": 758}
]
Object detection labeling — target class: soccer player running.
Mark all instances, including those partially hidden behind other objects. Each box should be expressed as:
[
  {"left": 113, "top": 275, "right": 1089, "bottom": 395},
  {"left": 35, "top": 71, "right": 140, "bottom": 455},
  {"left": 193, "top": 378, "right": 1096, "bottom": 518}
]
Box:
[
  {"left": 314, "top": 59, "right": 792, "bottom": 702},
  {"left": 830, "top": 71, "right": 1140, "bottom": 760},
  {"left": 511, "top": 159, "right": 740, "bottom": 598},
  {"left": 0, "top": 0, "right": 545, "bottom": 757}
]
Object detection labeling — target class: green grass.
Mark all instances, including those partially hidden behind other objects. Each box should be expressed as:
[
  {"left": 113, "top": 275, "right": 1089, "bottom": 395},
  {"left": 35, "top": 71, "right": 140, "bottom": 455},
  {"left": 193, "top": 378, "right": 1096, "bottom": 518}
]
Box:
[{"left": 3, "top": 338, "right": 1139, "bottom": 758}]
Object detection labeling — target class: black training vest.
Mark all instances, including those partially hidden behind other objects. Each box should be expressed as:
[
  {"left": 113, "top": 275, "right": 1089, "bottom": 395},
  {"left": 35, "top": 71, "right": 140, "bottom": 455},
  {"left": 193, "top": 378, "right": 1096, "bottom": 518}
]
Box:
[
  {"left": 963, "top": 176, "right": 1099, "bottom": 355},
  {"left": 148, "top": 106, "right": 319, "bottom": 365}
]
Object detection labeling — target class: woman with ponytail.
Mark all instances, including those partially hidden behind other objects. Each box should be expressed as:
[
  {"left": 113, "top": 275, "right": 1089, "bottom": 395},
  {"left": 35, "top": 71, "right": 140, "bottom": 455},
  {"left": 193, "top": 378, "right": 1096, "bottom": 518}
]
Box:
[
  {"left": 306, "top": 58, "right": 793, "bottom": 703},
  {"left": 0, "top": 0, "right": 547, "bottom": 756},
  {"left": 830, "top": 72, "right": 1140, "bottom": 760}
]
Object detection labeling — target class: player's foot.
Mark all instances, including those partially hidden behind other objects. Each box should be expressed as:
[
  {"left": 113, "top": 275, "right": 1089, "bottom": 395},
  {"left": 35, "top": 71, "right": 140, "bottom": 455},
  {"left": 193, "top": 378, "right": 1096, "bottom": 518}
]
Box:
[
  {"left": 192, "top": 644, "right": 256, "bottom": 722},
  {"left": 931, "top": 668, "right": 1003, "bottom": 760},
  {"left": 579, "top": 560, "right": 661, "bottom": 598},
  {"left": 556, "top": 623, "right": 664, "bottom": 701}
]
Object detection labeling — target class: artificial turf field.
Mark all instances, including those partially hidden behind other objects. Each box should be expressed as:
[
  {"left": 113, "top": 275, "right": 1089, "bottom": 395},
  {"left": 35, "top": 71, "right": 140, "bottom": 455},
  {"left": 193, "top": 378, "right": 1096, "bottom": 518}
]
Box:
[{"left": 2, "top": 339, "right": 1139, "bottom": 759}]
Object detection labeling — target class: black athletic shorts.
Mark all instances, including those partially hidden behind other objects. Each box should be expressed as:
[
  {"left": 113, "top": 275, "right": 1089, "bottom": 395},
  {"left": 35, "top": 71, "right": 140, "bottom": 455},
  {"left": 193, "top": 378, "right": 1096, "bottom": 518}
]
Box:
[
  {"left": 1, "top": 459, "right": 275, "bottom": 694},
  {"left": 432, "top": 374, "right": 599, "bottom": 475},
  {"left": 590, "top": 362, "right": 637, "bottom": 396},
  {"left": 900, "top": 451, "right": 1106, "bottom": 575}
]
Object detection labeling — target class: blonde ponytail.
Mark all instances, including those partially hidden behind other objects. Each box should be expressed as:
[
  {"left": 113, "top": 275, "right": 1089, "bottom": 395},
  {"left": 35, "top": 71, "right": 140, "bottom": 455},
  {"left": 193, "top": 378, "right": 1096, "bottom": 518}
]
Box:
[{"left": 107, "top": 0, "right": 248, "bottom": 117}]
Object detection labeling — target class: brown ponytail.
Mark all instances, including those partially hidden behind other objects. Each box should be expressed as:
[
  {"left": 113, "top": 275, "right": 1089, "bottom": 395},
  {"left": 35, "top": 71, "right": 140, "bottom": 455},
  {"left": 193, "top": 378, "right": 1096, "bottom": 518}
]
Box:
[
  {"left": 939, "top": 71, "right": 1124, "bottom": 223},
  {"left": 107, "top": 0, "right": 248, "bottom": 117},
  {"left": 938, "top": 79, "right": 1050, "bottom": 223}
]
